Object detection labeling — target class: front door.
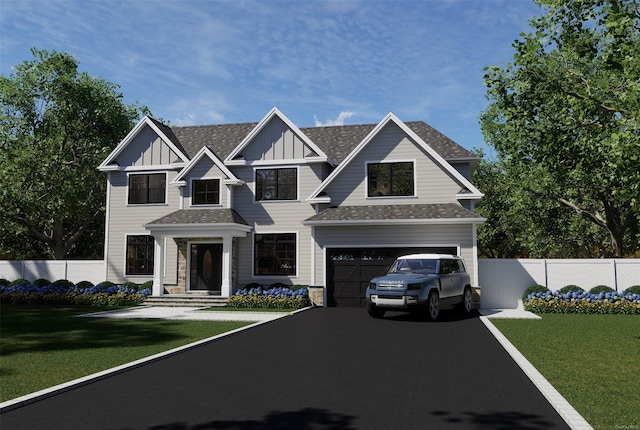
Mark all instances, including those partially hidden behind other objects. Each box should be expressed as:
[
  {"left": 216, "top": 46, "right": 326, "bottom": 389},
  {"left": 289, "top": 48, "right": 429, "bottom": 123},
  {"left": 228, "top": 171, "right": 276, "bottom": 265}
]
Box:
[{"left": 190, "top": 243, "right": 222, "bottom": 293}]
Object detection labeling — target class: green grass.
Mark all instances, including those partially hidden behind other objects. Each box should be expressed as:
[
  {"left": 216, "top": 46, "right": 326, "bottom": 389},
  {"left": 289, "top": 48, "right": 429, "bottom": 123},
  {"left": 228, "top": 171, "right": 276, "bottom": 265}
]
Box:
[
  {"left": 0, "top": 304, "right": 253, "bottom": 402},
  {"left": 491, "top": 314, "right": 640, "bottom": 430}
]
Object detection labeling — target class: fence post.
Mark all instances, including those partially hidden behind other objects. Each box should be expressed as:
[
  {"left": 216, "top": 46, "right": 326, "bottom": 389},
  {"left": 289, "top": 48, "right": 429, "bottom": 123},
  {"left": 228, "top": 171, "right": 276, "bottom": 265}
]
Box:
[{"left": 613, "top": 259, "right": 618, "bottom": 292}]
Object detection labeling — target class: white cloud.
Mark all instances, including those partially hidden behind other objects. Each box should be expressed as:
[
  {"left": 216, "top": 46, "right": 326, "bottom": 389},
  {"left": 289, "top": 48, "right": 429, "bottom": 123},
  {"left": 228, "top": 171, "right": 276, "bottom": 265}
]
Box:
[{"left": 314, "top": 111, "right": 356, "bottom": 127}]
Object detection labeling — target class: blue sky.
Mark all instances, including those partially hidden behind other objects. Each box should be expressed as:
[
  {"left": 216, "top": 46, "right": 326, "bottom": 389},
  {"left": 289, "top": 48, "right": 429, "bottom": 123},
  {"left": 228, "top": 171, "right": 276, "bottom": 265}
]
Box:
[{"left": 1, "top": 0, "right": 543, "bottom": 151}]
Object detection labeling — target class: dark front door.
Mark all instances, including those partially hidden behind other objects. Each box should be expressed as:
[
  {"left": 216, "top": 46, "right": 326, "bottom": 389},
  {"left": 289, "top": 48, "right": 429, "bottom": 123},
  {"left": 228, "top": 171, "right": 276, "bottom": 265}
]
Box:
[{"left": 190, "top": 243, "right": 222, "bottom": 293}]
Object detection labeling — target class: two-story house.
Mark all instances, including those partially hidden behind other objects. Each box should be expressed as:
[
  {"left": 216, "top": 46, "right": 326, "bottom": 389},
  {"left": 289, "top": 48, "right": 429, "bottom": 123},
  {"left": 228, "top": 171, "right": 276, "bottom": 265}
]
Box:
[{"left": 98, "top": 107, "right": 484, "bottom": 306}]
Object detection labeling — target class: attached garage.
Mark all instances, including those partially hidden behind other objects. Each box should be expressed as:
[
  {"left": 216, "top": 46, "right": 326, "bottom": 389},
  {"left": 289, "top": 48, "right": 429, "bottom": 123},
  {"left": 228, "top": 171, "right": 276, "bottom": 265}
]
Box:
[{"left": 326, "top": 246, "right": 458, "bottom": 307}]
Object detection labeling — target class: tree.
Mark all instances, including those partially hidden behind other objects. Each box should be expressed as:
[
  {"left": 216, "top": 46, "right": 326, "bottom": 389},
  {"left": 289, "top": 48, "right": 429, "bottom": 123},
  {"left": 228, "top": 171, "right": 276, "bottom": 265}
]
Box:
[
  {"left": 473, "top": 149, "right": 610, "bottom": 258},
  {"left": 0, "top": 48, "right": 148, "bottom": 259},
  {"left": 480, "top": 0, "right": 640, "bottom": 257}
]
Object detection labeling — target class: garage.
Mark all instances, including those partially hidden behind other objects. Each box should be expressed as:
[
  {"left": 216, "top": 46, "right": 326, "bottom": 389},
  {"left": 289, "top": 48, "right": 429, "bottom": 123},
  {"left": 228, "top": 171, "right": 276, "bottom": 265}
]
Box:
[{"left": 326, "top": 246, "right": 458, "bottom": 307}]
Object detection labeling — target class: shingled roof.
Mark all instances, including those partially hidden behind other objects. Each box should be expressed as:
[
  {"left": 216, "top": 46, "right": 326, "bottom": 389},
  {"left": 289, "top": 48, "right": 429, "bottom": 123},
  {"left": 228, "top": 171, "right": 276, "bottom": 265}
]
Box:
[
  {"left": 166, "top": 119, "right": 475, "bottom": 164},
  {"left": 146, "top": 209, "right": 249, "bottom": 226},
  {"left": 303, "top": 204, "right": 485, "bottom": 224}
]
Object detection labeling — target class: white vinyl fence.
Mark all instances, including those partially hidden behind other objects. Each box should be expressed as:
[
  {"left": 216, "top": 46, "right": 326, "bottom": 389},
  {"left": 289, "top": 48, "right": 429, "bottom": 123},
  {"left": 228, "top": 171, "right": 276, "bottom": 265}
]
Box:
[
  {"left": 479, "top": 259, "right": 640, "bottom": 309},
  {"left": 0, "top": 260, "right": 105, "bottom": 285}
]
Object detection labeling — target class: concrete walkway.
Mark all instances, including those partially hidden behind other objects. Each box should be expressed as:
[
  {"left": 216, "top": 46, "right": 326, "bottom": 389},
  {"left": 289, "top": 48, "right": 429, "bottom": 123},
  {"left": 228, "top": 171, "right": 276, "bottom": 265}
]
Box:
[
  {"left": 77, "top": 305, "right": 297, "bottom": 321},
  {"left": 78, "top": 304, "right": 541, "bottom": 321}
]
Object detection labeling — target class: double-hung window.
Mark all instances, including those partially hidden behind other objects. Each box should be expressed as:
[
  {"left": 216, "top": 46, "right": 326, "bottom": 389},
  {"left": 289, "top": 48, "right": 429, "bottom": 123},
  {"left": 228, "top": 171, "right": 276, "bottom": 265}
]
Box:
[
  {"left": 128, "top": 173, "right": 166, "bottom": 204},
  {"left": 367, "top": 162, "right": 414, "bottom": 197},
  {"left": 255, "top": 168, "right": 297, "bottom": 201},
  {"left": 192, "top": 179, "right": 220, "bottom": 205},
  {"left": 126, "top": 235, "right": 154, "bottom": 275},
  {"left": 254, "top": 233, "right": 296, "bottom": 276}
]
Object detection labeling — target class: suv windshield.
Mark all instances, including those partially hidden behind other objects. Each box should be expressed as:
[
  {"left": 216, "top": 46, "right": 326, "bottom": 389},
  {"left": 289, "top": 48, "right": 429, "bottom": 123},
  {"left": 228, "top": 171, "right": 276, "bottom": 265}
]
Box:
[{"left": 388, "top": 258, "right": 437, "bottom": 275}]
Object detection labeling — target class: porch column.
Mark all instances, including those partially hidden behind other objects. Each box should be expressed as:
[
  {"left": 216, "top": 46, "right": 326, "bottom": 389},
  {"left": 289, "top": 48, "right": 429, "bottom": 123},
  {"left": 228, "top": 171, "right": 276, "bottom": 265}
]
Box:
[
  {"left": 152, "top": 235, "right": 165, "bottom": 296},
  {"left": 221, "top": 235, "right": 232, "bottom": 297}
]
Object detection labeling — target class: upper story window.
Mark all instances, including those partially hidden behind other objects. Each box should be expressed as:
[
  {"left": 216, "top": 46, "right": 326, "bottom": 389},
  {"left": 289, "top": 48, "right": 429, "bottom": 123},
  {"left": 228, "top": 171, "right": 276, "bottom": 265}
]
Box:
[
  {"left": 192, "top": 179, "right": 220, "bottom": 205},
  {"left": 256, "top": 168, "right": 297, "bottom": 201},
  {"left": 128, "top": 173, "right": 166, "bottom": 204},
  {"left": 367, "top": 162, "right": 414, "bottom": 197}
]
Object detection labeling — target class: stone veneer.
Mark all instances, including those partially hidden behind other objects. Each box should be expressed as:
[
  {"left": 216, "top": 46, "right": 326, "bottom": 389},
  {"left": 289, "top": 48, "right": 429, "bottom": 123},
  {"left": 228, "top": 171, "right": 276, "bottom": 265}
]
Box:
[{"left": 173, "top": 237, "right": 238, "bottom": 295}]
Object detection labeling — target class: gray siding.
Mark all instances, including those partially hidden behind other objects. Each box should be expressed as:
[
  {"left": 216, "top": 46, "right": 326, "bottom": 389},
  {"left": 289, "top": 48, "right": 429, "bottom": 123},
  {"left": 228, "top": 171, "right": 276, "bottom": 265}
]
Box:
[
  {"left": 322, "top": 123, "right": 465, "bottom": 206},
  {"left": 105, "top": 170, "right": 180, "bottom": 284},
  {"left": 232, "top": 163, "right": 325, "bottom": 287},
  {"left": 114, "top": 126, "right": 180, "bottom": 167}
]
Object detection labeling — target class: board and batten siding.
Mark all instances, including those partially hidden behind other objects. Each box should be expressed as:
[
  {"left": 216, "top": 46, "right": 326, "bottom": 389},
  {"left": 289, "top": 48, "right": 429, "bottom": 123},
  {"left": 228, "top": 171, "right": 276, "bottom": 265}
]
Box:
[
  {"left": 322, "top": 123, "right": 464, "bottom": 206},
  {"left": 240, "top": 117, "right": 316, "bottom": 161},
  {"left": 105, "top": 170, "right": 180, "bottom": 285},
  {"left": 311, "top": 224, "right": 476, "bottom": 287},
  {"left": 113, "top": 126, "right": 181, "bottom": 167}
]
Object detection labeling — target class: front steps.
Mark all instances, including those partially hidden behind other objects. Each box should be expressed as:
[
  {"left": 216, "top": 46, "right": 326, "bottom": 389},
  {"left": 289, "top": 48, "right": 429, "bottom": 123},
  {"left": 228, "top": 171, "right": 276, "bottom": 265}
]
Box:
[{"left": 143, "top": 295, "right": 228, "bottom": 307}]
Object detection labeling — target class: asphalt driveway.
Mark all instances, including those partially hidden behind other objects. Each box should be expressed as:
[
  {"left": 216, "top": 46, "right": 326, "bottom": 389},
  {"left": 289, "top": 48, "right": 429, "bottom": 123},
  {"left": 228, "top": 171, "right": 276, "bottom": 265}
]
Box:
[{"left": 1, "top": 308, "right": 570, "bottom": 430}]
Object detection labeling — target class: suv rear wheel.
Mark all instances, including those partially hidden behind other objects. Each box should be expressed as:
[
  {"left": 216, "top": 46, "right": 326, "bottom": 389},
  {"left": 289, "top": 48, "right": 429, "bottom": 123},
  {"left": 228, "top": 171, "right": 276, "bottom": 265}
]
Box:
[{"left": 460, "top": 286, "right": 473, "bottom": 313}]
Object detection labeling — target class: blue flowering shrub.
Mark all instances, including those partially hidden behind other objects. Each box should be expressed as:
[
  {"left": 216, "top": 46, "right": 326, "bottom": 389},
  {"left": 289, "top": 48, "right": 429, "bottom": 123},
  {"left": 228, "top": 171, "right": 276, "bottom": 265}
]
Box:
[
  {"left": 0, "top": 282, "right": 151, "bottom": 306},
  {"left": 524, "top": 287, "right": 640, "bottom": 314},
  {"left": 228, "top": 285, "right": 310, "bottom": 309}
]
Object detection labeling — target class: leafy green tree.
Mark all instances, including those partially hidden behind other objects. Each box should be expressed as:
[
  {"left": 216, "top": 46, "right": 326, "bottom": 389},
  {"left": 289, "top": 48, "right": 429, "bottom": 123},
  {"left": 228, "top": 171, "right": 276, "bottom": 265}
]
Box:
[
  {"left": 473, "top": 150, "right": 610, "bottom": 258},
  {"left": 0, "top": 48, "right": 148, "bottom": 259},
  {"left": 480, "top": 0, "right": 640, "bottom": 257}
]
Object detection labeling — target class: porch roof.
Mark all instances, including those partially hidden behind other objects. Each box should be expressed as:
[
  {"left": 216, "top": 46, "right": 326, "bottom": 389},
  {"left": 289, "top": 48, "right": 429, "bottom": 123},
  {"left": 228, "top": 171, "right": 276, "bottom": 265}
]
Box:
[
  {"left": 147, "top": 208, "right": 249, "bottom": 226},
  {"left": 144, "top": 209, "right": 252, "bottom": 236},
  {"left": 302, "top": 203, "right": 486, "bottom": 226}
]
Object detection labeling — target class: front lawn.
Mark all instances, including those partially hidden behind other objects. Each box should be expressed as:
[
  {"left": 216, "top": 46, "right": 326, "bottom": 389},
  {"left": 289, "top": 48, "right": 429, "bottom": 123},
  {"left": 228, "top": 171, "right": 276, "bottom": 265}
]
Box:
[
  {"left": 0, "top": 304, "right": 252, "bottom": 402},
  {"left": 491, "top": 314, "right": 639, "bottom": 430}
]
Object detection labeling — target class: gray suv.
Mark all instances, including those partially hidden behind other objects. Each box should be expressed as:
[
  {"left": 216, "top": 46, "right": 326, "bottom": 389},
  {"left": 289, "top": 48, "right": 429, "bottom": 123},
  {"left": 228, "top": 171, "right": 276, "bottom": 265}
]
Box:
[{"left": 365, "top": 254, "right": 474, "bottom": 320}]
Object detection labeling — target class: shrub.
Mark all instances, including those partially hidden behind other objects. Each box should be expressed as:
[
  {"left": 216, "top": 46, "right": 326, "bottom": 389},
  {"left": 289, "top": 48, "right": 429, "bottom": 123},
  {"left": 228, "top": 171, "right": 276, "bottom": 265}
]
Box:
[
  {"left": 76, "top": 281, "right": 94, "bottom": 288},
  {"left": 522, "top": 284, "right": 550, "bottom": 302},
  {"left": 97, "top": 281, "right": 116, "bottom": 288},
  {"left": 140, "top": 280, "right": 153, "bottom": 290},
  {"left": 625, "top": 285, "right": 640, "bottom": 294},
  {"left": 9, "top": 279, "right": 30, "bottom": 286},
  {"left": 559, "top": 285, "right": 583, "bottom": 294},
  {"left": 0, "top": 279, "right": 9, "bottom": 287},
  {"left": 243, "top": 282, "right": 262, "bottom": 290},
  {"left": 121, "top": 281, "right": 139, "bottom": 291},
  {"left": 269, "top": 282, "right": 288, "bottom": 289},
  {"left": 229, "top": 286, "right": 310, "bottom": 309},
  {"left": 588, "top": 285, "right": 615, "bottom": 294},
  {"left": 0, "top": 282, "right": 151, "bottom": 306},
  {"left": 52, "top": 279, "right": 74, "bottom": 288},
  {"left": 524, "top": 289, "right": 640, "bottom": 315},
  {"left": 32, "top": 278, "right": 51, "bottom": 287}
]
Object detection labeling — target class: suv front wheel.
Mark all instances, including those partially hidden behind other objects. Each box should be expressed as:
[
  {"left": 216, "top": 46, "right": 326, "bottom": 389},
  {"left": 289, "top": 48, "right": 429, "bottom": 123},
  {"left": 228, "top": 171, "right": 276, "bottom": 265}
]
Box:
[
  {"left": 426, "top": 290, "right": 440, "bottom": 321},
  {"left": 367, "top": 303, "right": 385, "bottom": 319}
]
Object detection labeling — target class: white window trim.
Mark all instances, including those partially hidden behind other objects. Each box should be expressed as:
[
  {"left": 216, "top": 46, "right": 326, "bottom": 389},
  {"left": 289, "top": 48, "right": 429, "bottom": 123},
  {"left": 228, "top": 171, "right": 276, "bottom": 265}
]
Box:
[
  {"left": 364, "top": 159, "right": 417, "bottom": 199},
  {"left": 251, "top": 231, "right": 300, "bottom": 279},
  {"left": 253, "top": 166, "right": 300, "bottom": 203},
  {"left": 124, "top": 233, "right": 158, "bottom": 278},
  {"left": 126, "top": 171, "right": 169, "bottom": 206},
  {"left": 189, "top": 177, "right": 223, "bottom": 208}
]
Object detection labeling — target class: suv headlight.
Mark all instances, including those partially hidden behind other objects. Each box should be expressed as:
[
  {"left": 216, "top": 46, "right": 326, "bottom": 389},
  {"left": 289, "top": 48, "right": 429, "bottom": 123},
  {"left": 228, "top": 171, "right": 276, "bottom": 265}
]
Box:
[
  {"left": 408, "top": 283, "right": 421, "bottom": 290},
  {"left": 369, "top": 282, "right": 377, "bottom": 290}
]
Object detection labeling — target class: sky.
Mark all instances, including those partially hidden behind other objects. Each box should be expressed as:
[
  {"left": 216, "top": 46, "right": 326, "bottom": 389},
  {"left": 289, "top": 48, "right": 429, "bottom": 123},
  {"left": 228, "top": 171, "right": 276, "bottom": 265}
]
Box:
[{"left": 0, "top": 0, "right": 543, "bottom": 152}]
